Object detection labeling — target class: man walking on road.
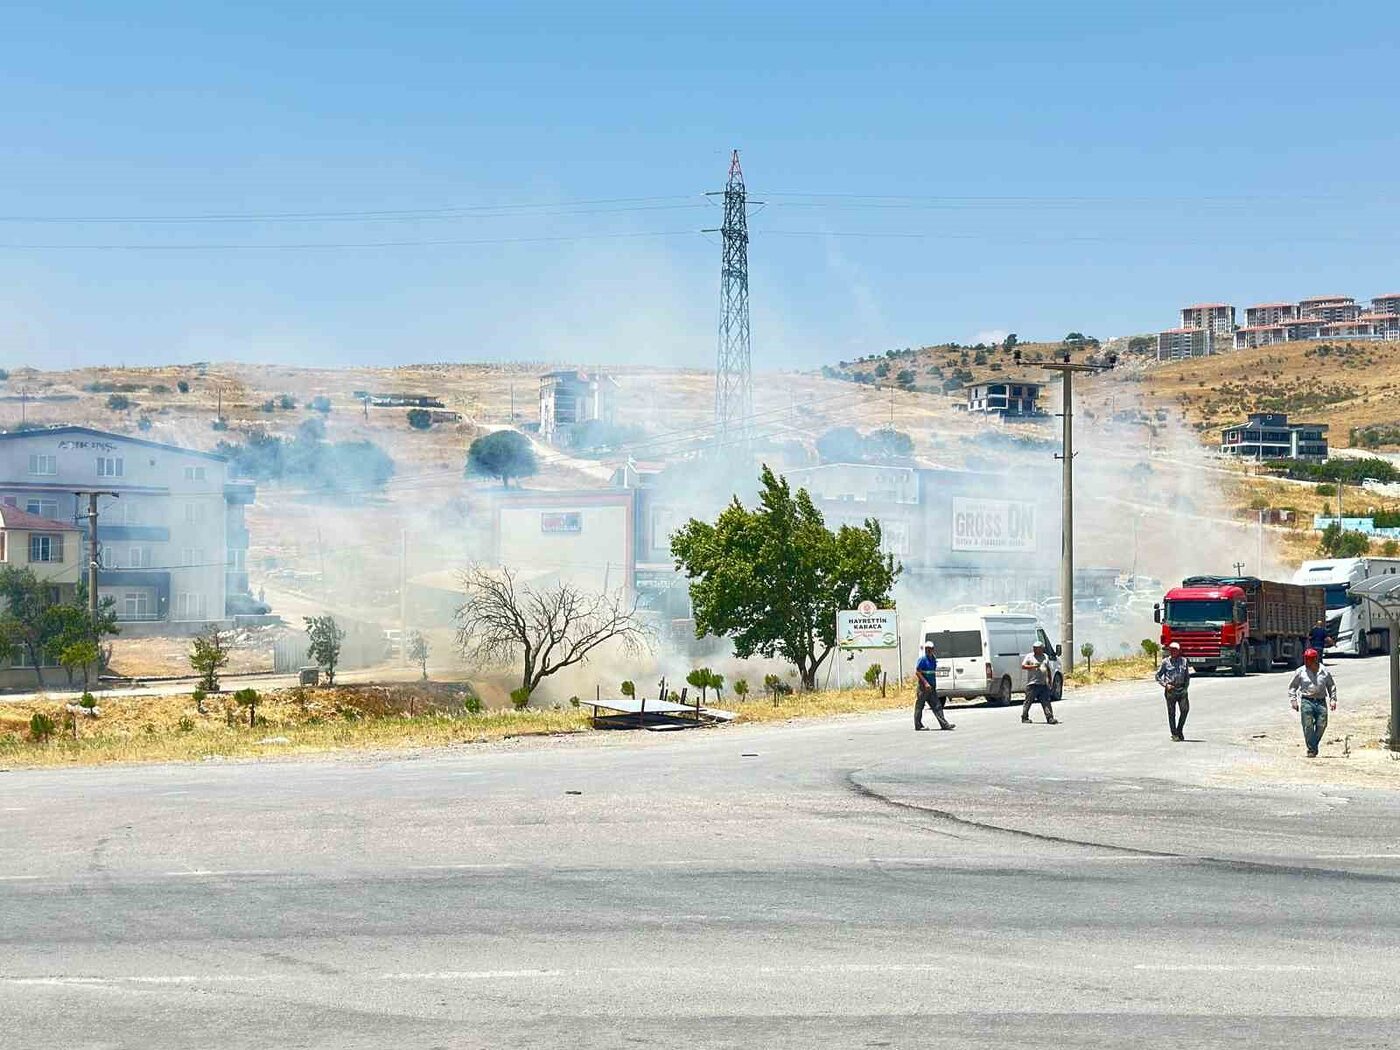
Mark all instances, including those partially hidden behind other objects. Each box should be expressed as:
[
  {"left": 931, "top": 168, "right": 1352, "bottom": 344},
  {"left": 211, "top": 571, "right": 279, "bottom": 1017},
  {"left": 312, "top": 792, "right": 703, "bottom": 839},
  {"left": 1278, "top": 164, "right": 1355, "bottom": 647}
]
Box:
[
  {"left": 914, "top": 642, "right": 954, "bottom": 731},
  {"left": 1289, "top": 648, "right": 1337, "bottom": 758},
  {"left": 1155, "top": 640, "right": 1192, "bottom": 741},
  {"left": 1021, "top": 641, "right": 1058, "bottom": 725},
  {"left": 1309, "top": 619, "right": 1333, "bottom": 663}
]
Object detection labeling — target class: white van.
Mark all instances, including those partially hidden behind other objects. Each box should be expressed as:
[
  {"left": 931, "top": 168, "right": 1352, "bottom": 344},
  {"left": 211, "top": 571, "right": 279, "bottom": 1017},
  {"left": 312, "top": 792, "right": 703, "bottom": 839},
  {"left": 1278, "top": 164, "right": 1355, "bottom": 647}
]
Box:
[{"left": 919, "top": 609, "right": 1064, "bottom": 705}]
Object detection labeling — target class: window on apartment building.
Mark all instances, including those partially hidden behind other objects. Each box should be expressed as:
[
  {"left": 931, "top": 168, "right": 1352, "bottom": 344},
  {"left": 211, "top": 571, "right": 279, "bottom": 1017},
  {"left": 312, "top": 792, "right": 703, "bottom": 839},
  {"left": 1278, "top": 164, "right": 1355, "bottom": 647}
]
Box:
[
  {"left": 128, "top": 546, "right": 152, "bottom": 569},
  {"left": 174, "top": 592, "right": 208, "bottom": 621},
  {"left": 27, "top": 454, "right": 57, "bottom": 476},
  {"left": 181, "top": 548, "right": 206, "bottom": 567},
  {"left": 123, "top": 592, "right": 152, "bottom": 620},
  {"left": 29, "top": 534, "right": 64, "bottom": 563},
  {"left": 184, "top": 501, "right": 204, "bottom": 525},
  {"left": 184, "top": 465, "right": 206, "bottom": 482},
  {"left": 25, "top": 498, "right": 59, "bottom": 519},
  {"left": 97, "top": 456, "right": 124, "bottom": 478}
]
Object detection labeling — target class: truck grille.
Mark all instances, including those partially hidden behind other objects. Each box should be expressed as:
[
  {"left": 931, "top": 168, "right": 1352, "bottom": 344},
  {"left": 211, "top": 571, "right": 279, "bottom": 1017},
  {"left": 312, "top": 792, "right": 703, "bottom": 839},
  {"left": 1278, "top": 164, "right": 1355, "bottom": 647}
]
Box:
[{"left": 1169, "top": 630, "right": 1223, "bottom": 656}]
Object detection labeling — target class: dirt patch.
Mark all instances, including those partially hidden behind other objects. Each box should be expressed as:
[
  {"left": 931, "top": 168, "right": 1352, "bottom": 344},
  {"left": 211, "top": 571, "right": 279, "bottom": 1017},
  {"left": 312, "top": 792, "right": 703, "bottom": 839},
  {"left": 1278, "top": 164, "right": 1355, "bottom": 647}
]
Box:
[{"left": 1218, "top": 692, "right": 1400, "bottom": 789}]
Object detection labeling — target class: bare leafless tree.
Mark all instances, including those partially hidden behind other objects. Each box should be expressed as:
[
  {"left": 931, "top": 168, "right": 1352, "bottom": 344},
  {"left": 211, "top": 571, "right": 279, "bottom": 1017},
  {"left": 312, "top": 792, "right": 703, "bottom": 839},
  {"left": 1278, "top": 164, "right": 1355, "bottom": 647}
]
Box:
[{"left": 454, "top": 566, "right": 651, "bottom": 696}]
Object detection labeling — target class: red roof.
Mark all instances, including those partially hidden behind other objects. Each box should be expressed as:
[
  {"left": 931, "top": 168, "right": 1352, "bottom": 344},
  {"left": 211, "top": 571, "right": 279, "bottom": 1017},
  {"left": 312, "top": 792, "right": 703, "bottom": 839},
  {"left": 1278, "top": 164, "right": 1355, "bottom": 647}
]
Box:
[
  {"left": 1182, "top": 303, "right": 1232, "bottom": 310},
  {"left": 1246, "top": 302, "right": 1295, "bottom": 309},
  {"left": 1298, "top": 296, "right": 1353, "bottom": 304},
  {"left": 1236, "top": 324, "right": 1286, "bottom": 332},
  {"left": 1371, "top": 294, "right": 1400, "bottom": 301},
  {"left": 0, "top": 507, "right": 80, "bottom": 532}
]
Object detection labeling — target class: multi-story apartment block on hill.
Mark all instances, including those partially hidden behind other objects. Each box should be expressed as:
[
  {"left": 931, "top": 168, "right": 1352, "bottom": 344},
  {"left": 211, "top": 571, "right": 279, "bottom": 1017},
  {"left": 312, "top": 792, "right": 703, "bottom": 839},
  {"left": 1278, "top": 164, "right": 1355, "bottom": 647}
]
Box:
[{"left": 0, "top": 426, "right": 255, "bottom": 632}]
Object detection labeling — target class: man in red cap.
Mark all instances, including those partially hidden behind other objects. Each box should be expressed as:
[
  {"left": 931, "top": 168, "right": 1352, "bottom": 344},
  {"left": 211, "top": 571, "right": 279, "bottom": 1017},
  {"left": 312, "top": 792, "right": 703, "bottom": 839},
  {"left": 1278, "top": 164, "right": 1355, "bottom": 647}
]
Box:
[
  {"left": 1288, "top": 648, "right": 1337, "bottom": 758},
  {"left": 1154, "top": 640, "right": 1192, "bottom": 741}
]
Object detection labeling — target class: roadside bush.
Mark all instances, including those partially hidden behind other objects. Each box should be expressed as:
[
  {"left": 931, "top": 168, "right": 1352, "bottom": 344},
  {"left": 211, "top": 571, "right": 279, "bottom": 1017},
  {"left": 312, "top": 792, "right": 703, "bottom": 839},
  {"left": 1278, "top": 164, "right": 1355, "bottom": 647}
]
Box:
[
  {"left": 406, "top": 408, "right": 432, "bottom": 430},
  {"left": 177, "top": 380, "right": 190, "bottom": 393},
  {"left": 1140, "top": 639, "right": 1160, "bottom": 660},
  {"left": 106, "top": 394, "right": 134, "bottom": 411},
  {"left": 862, "top": 664, "right": 883, "bottom": 688},
  {"left": 510, "top": 686, "right": 531, "bottom": 711},
  {"left": 462, "top": 694, "right": 483, "bottom": 715},
  {"left": 29, "top": 713, "right": 55, "bottom": 742},
  {"left": 309, "top": 395, "right": 332, "bottom": 413}
]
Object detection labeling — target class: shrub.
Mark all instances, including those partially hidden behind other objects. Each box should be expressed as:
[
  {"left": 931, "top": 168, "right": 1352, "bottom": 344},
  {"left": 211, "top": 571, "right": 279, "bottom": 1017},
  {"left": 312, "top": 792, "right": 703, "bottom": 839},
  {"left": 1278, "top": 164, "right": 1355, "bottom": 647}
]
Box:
[
  {"left": 79, "top": 691, "right": 97, "bottom": 710},
  {"left": 1383, "top": 540, "right": 1400, "bottom": 558},
  {"left": 1316, "top": 484, "right": 1336, "bottom": 496},
  {"left": 510, "top": 686, "right": 531, "bottom": 711},
  {"left": 278, "top": 394, "right": 296, "bottom": 410},
  {"left": 177, "top": 379, "right": 190, "bottom": 393},
  {"left": 862, "top": 664, "right": 883, "bottom": 688},
  {"left": 462, "top": 693, "right": 483, "bottom": 715},
  {"left": 258, "top": 400, "right": 276, "bottom": 413},
  {"left": 309, "top": 395, "right": 332, "bottom": 413},
  {"left": 177, "top": 716, "right": 196, "bottom": 733},
  {"left": 233, "top": 687, "right": 260, "bottom": 726},
  {"left": 29, "top": 713, "right": 56, "bottom": 742},
  {"left": 620, "top": 680, "right": 635, "bottom": 699},
  {"left": 106, "top": 394, "right": 134, "bottom": 411},
  {"left": 733, "top": 678, "right": 749, "bottom": 699},
  {"left": 406, "top": 408, "right": 432, "bottom": 430},
  {"left": 1141, "top": 639, "right": 1160, "bottom": 660}
]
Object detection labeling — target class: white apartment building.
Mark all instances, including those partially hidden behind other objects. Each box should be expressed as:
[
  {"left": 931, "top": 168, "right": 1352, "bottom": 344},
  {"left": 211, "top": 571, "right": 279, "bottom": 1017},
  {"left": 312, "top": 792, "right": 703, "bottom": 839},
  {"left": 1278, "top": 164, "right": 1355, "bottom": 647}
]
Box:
[
  {"left": 0, "top": 426, "right": 255, "bottom": 632},
  {"left": 1179, "top": 303, "right": 1236, "bottom": 335}
]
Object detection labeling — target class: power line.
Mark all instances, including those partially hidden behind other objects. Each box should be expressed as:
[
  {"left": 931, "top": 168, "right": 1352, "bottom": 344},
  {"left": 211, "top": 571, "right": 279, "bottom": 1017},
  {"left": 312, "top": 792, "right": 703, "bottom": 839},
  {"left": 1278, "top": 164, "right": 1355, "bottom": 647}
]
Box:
[{"left": 0, "top": 229, "right": 703, "bottom": 252}]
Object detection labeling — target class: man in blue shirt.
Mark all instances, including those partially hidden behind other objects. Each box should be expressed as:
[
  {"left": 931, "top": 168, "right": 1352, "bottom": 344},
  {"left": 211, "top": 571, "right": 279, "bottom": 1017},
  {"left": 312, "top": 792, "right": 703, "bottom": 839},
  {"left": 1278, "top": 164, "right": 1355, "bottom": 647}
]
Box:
[
  {"left": 914, "top": 641, "right": 954, "bottom": 731},
  {"left": 1308, "top": 619, "right": 1333, "bottom": 662}
]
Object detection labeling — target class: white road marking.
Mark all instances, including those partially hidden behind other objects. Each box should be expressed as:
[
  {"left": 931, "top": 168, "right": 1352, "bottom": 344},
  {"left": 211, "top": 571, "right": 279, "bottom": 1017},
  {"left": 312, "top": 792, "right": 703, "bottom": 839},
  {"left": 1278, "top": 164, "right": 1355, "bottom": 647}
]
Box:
[
  {"left": 1134, "top": 964, "right": 1317, "bottom": 972},
  {"left": 0, "top": 875, "right": 41, "bottom": 882},
  {"left": 160, "top": 870, "right": 276, "bottom": 877},
  {"left": 413, "top": 863, "right": 516, "bottom": 871}
]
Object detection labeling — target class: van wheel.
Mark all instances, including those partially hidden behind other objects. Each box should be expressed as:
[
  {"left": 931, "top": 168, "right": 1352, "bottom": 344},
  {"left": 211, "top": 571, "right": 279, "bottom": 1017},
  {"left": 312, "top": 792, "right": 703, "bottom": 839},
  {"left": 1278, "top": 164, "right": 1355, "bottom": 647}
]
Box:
[
  {"left": 1050, "top": 674, "right": 1063, "bottom": 702},
  {"left": 996, "top": 677, "right": 1012, "bottom": 706}
]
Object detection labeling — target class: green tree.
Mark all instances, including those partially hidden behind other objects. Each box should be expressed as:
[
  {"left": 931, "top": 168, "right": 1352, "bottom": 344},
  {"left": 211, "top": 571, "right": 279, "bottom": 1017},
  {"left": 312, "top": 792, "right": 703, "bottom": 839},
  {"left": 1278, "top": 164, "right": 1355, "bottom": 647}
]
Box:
[
  {"left": 466, "top": 431, "right": 538, "bottom": 487},
  {"left": 1383, "top": 539, "right": 1399, "bottom": 558},
  {"left": 863, "top": 663, "right": 883, "bottom": 688},
  {"left": 620, "top": 680, "right": 636, "bottom": 700},
  {"left": 815, "top": 426, "right": 866, "bottom": 464},
  {"left": 58, "top": 639, "right": 101, "bottom": 689},
  {"left": 671, "top": 466, "right": 900, "bottom": 691},
  {"left": 233, "top": 687, "right": 260, "bottom": 726},
  {"left": 1080, "top": 642, "right": 1095, "bottom": 674},
  {"left": 1318, "top": 522, "right": 1370, "bottom": 558},
  {"left": 406, "top": 408, "right": 433, "bottom": 431},
  {"left": 189, "top": 625, "right": 230, "bottom": 692},
  {"left": 865, "top": 428, "right": 913, "bottom": 462},
  {"left": 304, "top": 615, "right": 346, "bottom": 685},
  {"left": 407, "top": 630, "right": 429, "bottom": 679},
  {"left": 106, "top": 393, "right": 134, "bottom": 411},
  {"left": 177, "top": 379, "right": 190, "bottom": 393},
  {"left": 0, "top": 566, "right": 63, "bottom": 687},
  {"left": 1141, "top": 639, "right": 1160, "bottom": 660},
  {"left": 733, "top": 678, "right": 750, "bottom": 699}
]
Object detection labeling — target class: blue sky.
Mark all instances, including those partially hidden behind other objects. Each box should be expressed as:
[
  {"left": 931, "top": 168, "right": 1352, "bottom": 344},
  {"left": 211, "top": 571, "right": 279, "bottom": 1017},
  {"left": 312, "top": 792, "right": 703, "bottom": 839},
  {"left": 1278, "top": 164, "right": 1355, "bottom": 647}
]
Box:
[{"left": 2, "top": 1, "right": 1397, "bottom": 371}]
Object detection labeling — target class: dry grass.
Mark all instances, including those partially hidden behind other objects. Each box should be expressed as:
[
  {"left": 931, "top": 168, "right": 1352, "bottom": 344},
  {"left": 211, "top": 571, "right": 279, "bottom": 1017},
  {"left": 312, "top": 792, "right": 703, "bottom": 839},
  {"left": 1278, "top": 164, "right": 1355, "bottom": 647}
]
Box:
[
  {"left": 1141, "top": 339, "right": 1400, "bottom": 448},
  {"left": 1067, "top": 653, "right": 1157, "bottom": 687},
  {"left": 0, "top": 681, "right": 589, "bottom": 768}
]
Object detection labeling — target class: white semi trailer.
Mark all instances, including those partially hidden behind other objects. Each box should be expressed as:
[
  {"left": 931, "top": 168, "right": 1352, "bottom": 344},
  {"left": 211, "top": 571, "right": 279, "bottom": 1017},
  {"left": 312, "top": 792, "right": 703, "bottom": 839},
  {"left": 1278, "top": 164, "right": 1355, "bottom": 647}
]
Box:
[{"left": 1291, "top": 558, "right": 1400, "bottom": 655}]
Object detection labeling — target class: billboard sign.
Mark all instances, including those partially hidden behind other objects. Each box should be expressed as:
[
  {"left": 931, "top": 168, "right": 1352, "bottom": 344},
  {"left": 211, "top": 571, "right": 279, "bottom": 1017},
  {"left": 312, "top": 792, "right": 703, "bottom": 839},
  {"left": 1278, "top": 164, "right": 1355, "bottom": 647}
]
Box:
[
  {"left": 951, "top": 498, "right": 1036, "bottom": 553},
  {"left": 837, "top": 608, "right": 899, "bottom": 650}
]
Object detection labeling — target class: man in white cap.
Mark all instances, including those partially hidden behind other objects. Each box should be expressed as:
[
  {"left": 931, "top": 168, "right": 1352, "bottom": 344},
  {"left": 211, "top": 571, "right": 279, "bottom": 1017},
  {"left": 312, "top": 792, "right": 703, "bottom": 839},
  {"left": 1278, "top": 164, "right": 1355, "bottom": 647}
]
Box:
[{"left": 1154, "top": 641, "right": 1192, "bottom": 741}]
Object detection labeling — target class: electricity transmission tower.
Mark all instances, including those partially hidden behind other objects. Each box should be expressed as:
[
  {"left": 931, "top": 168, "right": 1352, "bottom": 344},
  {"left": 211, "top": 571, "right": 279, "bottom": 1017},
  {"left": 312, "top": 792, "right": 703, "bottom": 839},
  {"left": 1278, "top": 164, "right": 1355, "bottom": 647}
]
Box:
[{"left": 710, "top": 149, "right": 752, "bottom": 445}]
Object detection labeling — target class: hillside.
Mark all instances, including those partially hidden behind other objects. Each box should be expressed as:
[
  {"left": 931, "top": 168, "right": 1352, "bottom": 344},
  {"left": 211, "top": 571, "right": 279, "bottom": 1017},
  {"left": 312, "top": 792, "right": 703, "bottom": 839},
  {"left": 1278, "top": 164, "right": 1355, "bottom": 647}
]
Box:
[{"left": 1140, "top": 339, "right": 1400, "bottom": 449}]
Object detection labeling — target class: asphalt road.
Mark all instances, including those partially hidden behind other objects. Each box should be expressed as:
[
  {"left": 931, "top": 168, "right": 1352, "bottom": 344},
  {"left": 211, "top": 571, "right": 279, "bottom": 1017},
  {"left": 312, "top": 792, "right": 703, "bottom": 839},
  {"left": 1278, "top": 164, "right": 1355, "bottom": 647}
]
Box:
[{"left": 2, "top": 657, "right": 1399, "bottom": 1049}]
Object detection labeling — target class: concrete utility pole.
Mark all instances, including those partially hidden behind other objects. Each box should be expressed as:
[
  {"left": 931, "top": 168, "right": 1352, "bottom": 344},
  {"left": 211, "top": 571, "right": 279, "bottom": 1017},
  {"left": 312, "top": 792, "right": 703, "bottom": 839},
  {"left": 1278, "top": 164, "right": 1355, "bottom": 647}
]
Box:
[
  {"left": 1038, "top": 354, "right": 1117, "bottom": 672},
  {"left": 74, "top": 491, "right": 119, "bottom": 620}
]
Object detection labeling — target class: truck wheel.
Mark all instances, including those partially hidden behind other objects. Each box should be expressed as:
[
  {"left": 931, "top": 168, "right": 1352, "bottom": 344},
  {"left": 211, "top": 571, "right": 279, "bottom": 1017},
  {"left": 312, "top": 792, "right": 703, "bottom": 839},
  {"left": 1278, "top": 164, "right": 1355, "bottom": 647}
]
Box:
[
  {"left": 1233, "top": 644, "right": 1247, "bottom": 677},
  {"left": 996, "top": 676, "right": 1012, "bottom": 706},
  {"left": 1051, "top": 674, "right": 1063, "bottom": 702}
]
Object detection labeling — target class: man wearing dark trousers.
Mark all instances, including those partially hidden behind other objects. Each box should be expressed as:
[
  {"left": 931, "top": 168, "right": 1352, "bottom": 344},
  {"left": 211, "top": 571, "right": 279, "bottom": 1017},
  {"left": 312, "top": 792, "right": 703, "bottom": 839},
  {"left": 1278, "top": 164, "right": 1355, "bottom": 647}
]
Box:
[
  {"left": 914, "top": 642, "right": 954, "bottom": 731},
  {"left": 1155, "top": 640, "right": 1192, "bottom": 741},
  {"left": 1021, "top": 641, "right": 1058, "bottom": 724}
]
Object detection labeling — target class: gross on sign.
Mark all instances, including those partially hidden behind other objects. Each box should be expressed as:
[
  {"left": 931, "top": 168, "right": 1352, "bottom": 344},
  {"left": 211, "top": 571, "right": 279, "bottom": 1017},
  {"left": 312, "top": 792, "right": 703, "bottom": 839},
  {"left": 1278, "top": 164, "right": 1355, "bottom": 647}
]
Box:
[
  {"left": 836, "top": 609, "right": 899, "bottom": 650},
  {"left": 950, "top": 497, "right": 1036, "bottom": 553}
]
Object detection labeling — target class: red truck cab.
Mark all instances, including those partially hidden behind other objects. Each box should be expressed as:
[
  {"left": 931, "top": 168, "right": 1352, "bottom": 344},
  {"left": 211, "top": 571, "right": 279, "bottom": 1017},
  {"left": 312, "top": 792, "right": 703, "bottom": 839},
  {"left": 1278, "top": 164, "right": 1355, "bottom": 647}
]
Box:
[{"left": 1157, "top": 583, "right": 1249, "bottom": 674}]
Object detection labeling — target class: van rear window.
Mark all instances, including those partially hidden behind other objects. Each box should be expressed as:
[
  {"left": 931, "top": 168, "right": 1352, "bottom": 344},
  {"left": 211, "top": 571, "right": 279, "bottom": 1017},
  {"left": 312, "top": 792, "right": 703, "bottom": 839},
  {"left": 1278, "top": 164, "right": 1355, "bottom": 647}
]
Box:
[{"left": 923, "top": 630, "right": 982, "bottom": 658}]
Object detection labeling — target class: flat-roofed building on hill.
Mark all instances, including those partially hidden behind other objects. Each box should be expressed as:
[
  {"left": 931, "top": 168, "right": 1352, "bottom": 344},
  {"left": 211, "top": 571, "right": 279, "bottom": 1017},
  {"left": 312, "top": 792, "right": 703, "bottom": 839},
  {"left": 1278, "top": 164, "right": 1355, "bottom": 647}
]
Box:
[
  {"left": 1157, "top": 327, "right": 1215, "bottom": 360},
  {"left": 1298, "top": 296, "right": 1360, "bottom": 323},
  {"left": 1245, "top": 302, "right": 1298, "bottom": 327},
  {"left": 1221, "top": 412, "right": 1328, "bottom": 462},
  {"left": 1180, "top": 303, "right": 1236, "bottom": 335},
  {"left": 0, "top": 426, "right": 255, "bottom": 632},
  {"left": 1370, "top": 294, "right": 1400, "bottom": 316},
  {"left": 963, "top": 380, "right": 1045, "bottom": 417}
]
